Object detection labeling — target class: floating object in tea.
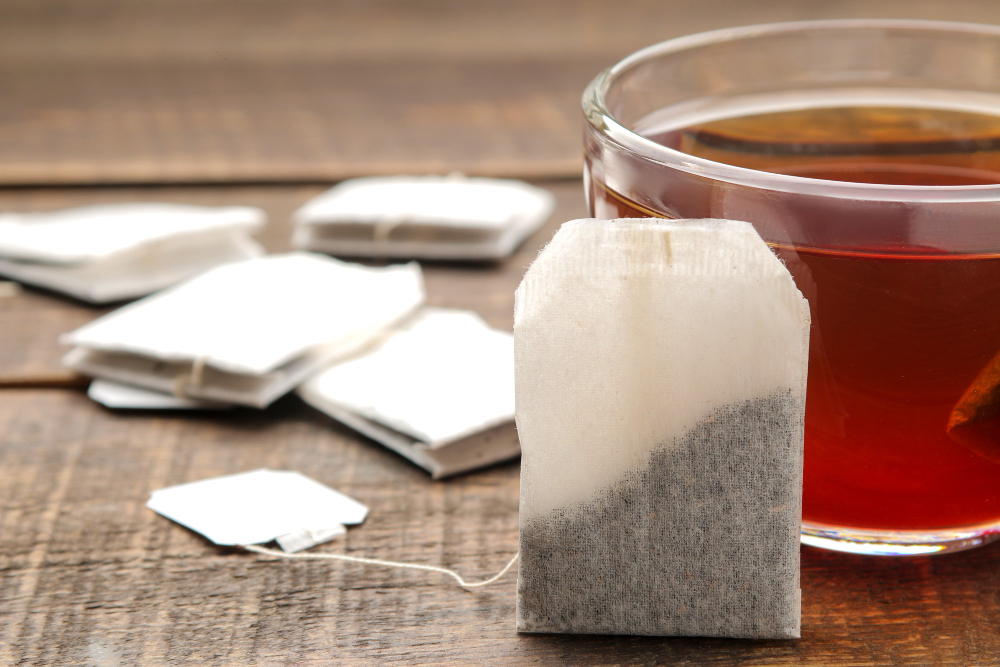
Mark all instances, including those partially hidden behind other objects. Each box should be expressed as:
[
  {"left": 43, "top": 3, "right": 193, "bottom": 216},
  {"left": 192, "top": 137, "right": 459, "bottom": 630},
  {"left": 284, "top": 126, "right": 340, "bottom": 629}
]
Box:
[
  {"left": 948, "top": 350, "right": 1000, "bottom": 464},
  {"left": 513, "top": 218, "right": 810, "bottom": 639}
]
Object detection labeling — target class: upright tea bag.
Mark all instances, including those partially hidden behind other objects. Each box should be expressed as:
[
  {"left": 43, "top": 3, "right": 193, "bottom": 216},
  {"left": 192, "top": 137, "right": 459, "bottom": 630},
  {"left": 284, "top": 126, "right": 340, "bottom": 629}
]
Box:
[
  {"left": 0, "top": 203, "right": 265, "bottom": 303},
  {"left": 514, "top": 218, "right": 810, "bottom": 639}
]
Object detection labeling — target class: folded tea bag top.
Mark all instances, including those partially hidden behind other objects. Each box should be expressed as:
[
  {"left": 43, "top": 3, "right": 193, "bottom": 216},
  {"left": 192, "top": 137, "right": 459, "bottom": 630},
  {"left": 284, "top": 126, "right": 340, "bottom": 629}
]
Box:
[
  {"left": 0, "top": 203, "right": 265, "bottom": 302},
  {"left": 299, "top": 308, "right": 517, "bottom": 477},
  {"left": 62, "top": 253, "right": 425, "bottom": 407},
  {"left": 514, "top": 218, "right": 810, "bottom": 639},
  {"left": 292, "top": 176, "right": 555, "bottom": 260}
]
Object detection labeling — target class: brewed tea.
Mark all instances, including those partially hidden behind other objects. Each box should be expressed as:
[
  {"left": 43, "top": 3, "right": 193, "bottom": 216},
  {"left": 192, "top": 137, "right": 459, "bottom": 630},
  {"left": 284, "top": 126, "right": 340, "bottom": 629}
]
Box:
[{"left": 589, "top": 103, "right": 1000, "bottom": 533}]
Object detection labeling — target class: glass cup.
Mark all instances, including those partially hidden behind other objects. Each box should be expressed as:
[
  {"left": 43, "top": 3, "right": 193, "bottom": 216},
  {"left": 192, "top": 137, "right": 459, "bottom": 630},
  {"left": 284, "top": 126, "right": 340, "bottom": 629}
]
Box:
[{"left": 583, "top": 19, "right": 1000, "bottom": 555}]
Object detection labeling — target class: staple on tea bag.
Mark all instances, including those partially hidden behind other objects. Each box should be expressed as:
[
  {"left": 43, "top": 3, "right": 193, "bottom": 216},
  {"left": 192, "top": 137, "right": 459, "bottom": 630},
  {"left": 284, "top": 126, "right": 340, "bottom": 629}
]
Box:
[
  {"left": 62, "top": 253, "right": 425, "bottom": 408},
  {"left": 0, "top": 203, "right": 265, "bottom": 303},
  {"left": 292, "top": 176, "right": 554, "bottom": 260},
  {"left": 298, "top": 308, "right": 518, "bottom": 478},
  {"left": 514, "top": 218, "right": 810, "bottom": 639}
]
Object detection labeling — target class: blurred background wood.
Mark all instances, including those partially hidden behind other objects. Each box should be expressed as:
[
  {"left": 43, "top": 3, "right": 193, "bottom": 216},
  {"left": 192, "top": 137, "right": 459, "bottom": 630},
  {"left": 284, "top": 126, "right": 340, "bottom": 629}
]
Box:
[
  {"left": 3, "top": 0, "right": 1000, "bottom": 665},
  {"left": 3, "top": 0, "right": 1000, "bottom": 185}
]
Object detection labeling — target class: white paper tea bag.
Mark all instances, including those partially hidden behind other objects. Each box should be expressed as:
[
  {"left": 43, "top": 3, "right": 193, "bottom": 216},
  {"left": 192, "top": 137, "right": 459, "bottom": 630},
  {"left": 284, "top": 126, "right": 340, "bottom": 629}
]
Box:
[
  {"left": 299, "top": 308, "right": 518, "bottom": 478},
  {"left": 62, "top": 253, "right": 425, "bottom": 408},
  {"left": 0, "top": 203, "right": 265, "bottom": 302},
  {"left": 292, "top": 176, "right": 554, "bottom": 260},
  {"left": 88, "top": 379, "right": 231, "bottom": 410},
  {"left": 514, "top": 218, "right": 810, "bottom": 639},
  {"left": 148, "top": 469, "right": 368, "bottom": 552}
]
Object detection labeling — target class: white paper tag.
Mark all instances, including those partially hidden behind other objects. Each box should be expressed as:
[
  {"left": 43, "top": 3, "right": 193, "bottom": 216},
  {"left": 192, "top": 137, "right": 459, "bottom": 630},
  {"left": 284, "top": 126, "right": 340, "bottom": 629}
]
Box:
[
  {"left": 299, "top": 308, "right": 514, "bottom": 446},
  {"left": 0, "top": 203, "right": 265, "bottom": 264},
  {"left": 147, "top": 469, "right": 368, "bottom": 550}
]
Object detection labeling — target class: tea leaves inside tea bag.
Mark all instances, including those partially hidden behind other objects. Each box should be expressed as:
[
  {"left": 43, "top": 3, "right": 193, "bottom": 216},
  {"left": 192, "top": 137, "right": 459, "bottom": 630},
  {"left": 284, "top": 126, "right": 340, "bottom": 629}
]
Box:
[{"left": 514, "top": 218, "right": 810, "bottom": 639}]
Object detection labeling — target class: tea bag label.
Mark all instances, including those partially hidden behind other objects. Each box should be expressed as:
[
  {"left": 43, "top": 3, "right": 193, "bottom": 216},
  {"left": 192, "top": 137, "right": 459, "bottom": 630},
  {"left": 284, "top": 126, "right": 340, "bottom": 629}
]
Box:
[
  {"left": 514, "top": 218, "right": 809, "bottom": 639},
  {"left": 147, "top": 469, "right": 368, "bottom": 551}
]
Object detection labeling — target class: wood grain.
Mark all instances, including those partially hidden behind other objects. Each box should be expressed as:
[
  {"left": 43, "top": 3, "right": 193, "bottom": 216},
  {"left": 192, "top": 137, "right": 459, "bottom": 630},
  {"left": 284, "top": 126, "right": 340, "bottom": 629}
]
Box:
[
  {"left": 0, "top": 181, "right": 587, "bottom": 386},
  {"left": 1, "top": 389, "right": 998, "bottom": 666},
  {"left": 4, "top": 0, "right": 1000, "bottom": 185}
]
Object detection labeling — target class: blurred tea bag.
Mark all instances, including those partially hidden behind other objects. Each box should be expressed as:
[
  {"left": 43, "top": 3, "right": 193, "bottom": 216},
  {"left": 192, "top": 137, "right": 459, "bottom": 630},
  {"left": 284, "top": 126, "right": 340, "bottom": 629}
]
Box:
[
  {"left": 88, "top": 379, "right": 231, "bottom": 410},
  {"left": 148, "top": 469, "right": 367, "bottom": 552},
  {"left": 299, "top": 308, "right": 518, "bottom": 478},
  {"left": 62, "top": 253, "right": 424, "bottom": 408},
  {"left": 0, "top": 203, "right": 265, "bottom": 303},
  {"left": 514, "top": 218, "right": 810, "bottom": 639},
  {"left": 291, "top": 175, "right": 554, "bottom": 260}
]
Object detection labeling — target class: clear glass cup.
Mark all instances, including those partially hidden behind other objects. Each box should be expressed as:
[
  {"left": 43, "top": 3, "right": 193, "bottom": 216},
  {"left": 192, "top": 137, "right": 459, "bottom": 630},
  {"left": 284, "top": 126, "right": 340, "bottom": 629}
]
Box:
[{"left": 583, "top": 19, "right": 1000, "bottom": 555}]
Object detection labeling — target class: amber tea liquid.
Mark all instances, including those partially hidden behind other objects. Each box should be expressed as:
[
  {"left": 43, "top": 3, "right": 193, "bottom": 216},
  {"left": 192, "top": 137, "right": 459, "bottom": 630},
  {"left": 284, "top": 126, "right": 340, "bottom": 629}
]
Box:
[{"left": 589, "top": 102, "right": 1000, "bottom": 533}]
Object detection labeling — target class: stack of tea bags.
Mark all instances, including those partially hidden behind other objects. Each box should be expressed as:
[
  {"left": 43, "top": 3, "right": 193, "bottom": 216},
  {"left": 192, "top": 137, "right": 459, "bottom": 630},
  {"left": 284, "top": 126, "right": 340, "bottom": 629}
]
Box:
[
  {"left": 0, "top": 203, "right": 265, "bottom": 303},
  {"left": 299, "top": 308, "right": 517, "bottom": 478},
  {"left": 291, "top": 175, "right": 554, "bottom": 260},
  {"left": 62, "top": 253, "right": 425, "bottom": 408},
  {"left": 514, "top": 218, "right": 810, "bottom": 639}
]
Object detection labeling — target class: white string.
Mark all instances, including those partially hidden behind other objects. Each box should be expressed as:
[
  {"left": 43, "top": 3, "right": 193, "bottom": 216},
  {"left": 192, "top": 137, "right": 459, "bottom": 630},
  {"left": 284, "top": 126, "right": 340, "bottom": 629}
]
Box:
[
  {"left": 242, "top": 544, "right": 519, "bottom": 591},
  {"left": 172, "top": 355, "right": 210, "bottom": 398}
]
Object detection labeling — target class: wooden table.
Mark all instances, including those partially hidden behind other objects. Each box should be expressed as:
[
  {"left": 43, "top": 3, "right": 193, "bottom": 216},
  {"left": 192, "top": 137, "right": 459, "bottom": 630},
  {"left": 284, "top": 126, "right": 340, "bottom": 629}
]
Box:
[{"left": 3, "top": 1, "right": 1000, "bottom": 664}]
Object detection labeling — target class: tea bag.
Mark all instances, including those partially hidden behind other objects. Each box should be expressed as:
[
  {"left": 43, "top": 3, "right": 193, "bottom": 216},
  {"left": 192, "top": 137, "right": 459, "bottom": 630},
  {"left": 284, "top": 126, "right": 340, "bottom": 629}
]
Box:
[
  {"left": 0, "top": 203, "right": 265, "bottom": 303},
  {"left": 62, "top": 253, "right": 425, "bottom": 408},
  {"left": 948, "top": 350, "right": 1000, "bottom": 463},
  {"left": 147, "top": 469, "right": 368, "bottom": 553},
  {"left": 87, "top": 379, "right": 232, "bottom": 410},
  {"left": 291, "top": 175, "right": 554, "bottom": 260},
  {"left": 514, "top": 218, "right": 810, "bottom": 639},
  {"left": 299, "top": 308, "right": 518, "bottom": 478}
]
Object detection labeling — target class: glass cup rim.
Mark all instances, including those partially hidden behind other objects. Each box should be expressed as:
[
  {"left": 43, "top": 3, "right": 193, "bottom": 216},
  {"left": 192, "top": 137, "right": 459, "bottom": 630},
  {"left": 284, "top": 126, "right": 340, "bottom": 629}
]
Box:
[{"left": 582, "top": 18, "right": 1000, "bottom": 203}]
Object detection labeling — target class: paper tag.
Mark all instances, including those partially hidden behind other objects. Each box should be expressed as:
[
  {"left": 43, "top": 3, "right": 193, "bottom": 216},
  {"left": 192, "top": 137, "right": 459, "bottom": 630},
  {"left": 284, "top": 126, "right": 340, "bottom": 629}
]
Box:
[{"left": 147, "top": 469, "right": 368, "bottom": 550}]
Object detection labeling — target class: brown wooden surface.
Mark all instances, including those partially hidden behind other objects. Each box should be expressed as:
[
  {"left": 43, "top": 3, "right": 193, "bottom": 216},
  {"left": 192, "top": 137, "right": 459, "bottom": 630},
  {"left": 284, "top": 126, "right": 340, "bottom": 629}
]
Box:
[
  {"left": 4, "top": 0, "right": 1000, "bottom": 185},
  {"left": 5, "top": 1, "right": 1000, "bottom": 664},
  {"left": 1, "top": 390, "right": 999, "bottom": 665}
]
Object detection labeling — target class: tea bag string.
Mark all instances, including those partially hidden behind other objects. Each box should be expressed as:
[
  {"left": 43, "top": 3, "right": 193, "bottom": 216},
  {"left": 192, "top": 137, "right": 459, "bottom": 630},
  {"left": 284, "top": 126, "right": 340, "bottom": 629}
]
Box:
[
  {"left": 172, "top": 355, "right": 210, "bottom": 399},
  {"left": 242, "top": 544, "right": 519, "bottom": 591}
]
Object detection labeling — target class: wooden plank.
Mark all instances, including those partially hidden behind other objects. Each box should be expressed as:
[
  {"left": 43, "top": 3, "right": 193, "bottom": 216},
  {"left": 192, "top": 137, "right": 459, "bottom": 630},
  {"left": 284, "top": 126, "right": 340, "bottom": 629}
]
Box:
[
  {"left": 0, "top": 181, "right": 587, "bottom": 385},
  {"left": 3, "top": 0, "right": 1000, "bottom": 185},
  {"left": 1, "top": 388, "right": 999, "bottom": 665}
]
